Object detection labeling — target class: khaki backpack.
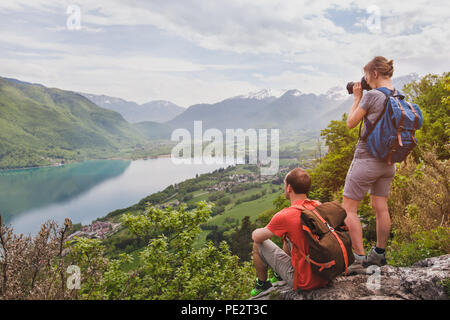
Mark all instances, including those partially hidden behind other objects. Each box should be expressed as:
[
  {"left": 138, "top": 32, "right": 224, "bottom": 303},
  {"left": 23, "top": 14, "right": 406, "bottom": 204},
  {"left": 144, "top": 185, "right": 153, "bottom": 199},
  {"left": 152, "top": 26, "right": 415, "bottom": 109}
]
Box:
[{"left": 291, "top": 201, "right": 354, "bottom": 281}]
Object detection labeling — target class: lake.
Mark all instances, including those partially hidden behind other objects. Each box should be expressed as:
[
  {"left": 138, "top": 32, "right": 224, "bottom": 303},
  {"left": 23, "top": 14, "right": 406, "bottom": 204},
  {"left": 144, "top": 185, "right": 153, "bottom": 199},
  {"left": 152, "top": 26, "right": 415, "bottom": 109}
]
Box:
[{"left": 0, "top": 157, "right": 227, "bottom": 235}]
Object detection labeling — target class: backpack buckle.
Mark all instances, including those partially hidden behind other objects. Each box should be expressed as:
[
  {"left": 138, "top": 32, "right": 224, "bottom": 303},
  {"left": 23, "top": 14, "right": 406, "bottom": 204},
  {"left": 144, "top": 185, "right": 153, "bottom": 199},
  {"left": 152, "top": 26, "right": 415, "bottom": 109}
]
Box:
[{"left": 326, "top": 222, "right": 334, "bottom": 232}]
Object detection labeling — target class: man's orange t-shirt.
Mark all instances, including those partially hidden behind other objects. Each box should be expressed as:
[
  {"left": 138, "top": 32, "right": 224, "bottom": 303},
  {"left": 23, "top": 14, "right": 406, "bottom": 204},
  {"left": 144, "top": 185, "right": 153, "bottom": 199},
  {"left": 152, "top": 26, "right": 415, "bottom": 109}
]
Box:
[{"left": 266, "top": 198, "right": 329, "bottom": 291}]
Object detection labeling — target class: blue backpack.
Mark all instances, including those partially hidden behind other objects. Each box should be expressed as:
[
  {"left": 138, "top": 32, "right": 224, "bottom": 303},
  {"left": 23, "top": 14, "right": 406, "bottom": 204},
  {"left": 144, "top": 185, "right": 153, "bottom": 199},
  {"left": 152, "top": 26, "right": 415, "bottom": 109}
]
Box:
[{"left": 359, "top": 87, "right": 423, "bottom": 164}]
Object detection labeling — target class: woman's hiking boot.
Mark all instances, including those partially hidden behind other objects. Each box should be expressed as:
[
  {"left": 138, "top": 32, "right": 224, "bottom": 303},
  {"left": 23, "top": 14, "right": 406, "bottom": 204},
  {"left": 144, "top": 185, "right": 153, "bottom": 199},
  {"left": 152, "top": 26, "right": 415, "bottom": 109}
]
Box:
[
  {"left": 363, "top": 247, "right": 387, "bottom": 267},
  {"left": 250, "top": 279, "right": 272, "bottom": 297},
  {"left": 346, "top": 253, "right": 367, "bottom": 275}
]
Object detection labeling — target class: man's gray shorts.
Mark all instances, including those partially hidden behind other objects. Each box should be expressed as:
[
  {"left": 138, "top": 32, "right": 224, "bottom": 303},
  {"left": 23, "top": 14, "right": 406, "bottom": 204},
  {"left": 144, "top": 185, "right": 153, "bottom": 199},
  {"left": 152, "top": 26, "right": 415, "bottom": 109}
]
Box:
[
  {"left": 257, "top": 239, "right": 294, "bottom": 288},
  {"left": 343, "top": 157, "right": 396, "bottom": 201}
]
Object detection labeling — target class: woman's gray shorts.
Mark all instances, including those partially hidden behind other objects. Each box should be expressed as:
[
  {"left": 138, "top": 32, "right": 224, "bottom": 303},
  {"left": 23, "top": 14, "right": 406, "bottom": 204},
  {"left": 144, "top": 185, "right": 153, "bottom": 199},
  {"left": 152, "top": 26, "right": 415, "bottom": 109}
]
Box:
[{"left": 343, "top": 157, "right": 396, "bottom": 201}]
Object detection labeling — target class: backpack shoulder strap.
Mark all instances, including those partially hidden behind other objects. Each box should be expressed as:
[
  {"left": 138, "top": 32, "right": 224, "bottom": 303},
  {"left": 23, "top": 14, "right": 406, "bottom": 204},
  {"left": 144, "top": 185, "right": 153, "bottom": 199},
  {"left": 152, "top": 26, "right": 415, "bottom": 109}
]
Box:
[
  {"left": 376, "top": 87, "right": 396, "bottom": 97},
  {"left": 290, "top": 204, "right": 306, "bottom": 211},
  {"left": 359, "top": 87, "right": 394, "bottom": 141},
  {"left": 290, "top": 199, "right": 321, "bottom": 212}
]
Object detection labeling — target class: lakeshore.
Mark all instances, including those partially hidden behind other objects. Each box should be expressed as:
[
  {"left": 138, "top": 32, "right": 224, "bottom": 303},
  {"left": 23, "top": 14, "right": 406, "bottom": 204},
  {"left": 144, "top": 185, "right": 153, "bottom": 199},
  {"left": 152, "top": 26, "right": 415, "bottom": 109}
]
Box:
[{"left": 1, "top": 157, "right": 228, "bottom": 235}]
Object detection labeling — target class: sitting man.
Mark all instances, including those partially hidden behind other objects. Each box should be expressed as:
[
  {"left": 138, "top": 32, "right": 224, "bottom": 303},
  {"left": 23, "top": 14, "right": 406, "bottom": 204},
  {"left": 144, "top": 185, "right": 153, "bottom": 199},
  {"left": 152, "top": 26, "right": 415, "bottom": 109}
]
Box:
[{"left": 251, "top": 168, "right": 328, "bottom": 296}]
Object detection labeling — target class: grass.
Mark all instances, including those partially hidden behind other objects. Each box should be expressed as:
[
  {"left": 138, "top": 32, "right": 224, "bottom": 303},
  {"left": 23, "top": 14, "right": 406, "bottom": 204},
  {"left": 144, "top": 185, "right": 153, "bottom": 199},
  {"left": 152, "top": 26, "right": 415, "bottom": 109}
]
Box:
[
  {"left": 211, "top": 188, "right": 280, "bottom": 226},
  {"left": 190, "top": 191, "right": 212, "bottom": 203},
  {"left": 193, "top": 186, "right": 282, "bottom": 249}
]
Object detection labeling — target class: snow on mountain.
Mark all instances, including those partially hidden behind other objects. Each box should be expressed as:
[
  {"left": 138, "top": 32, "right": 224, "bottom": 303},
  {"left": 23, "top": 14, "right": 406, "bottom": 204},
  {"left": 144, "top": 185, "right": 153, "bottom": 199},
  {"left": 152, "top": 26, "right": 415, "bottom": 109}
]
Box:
[
  {"left": 231, "top": 88, "right": 290, "bottom": 101},
  {"left": 283, "top": 89, "right": 303, "bottom": 97},
  {"left": 232, "top": 89, "right": 274, "bottom": 100}
]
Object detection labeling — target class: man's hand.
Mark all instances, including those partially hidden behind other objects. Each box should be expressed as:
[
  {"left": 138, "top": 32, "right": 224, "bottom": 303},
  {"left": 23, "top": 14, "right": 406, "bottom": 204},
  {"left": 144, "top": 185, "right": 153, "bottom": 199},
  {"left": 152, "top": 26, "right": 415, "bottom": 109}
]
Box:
[{"left": 252, "top": 227, "right": 275, "bottom": 243}]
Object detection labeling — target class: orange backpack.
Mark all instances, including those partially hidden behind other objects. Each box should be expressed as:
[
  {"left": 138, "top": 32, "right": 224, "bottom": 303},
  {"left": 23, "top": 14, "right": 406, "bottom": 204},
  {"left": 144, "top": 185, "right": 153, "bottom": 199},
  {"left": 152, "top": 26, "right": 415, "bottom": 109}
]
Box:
[{"left": 291, "top": 201, "right": 354, "bottom": 281}]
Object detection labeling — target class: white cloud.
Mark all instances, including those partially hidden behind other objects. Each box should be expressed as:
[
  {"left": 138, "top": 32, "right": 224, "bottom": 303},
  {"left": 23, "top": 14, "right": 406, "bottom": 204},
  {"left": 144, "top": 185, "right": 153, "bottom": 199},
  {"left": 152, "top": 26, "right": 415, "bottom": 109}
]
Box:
[
  {"left": 257, "top": 70, "right": 345, "bottom": 96},
  {"left": 0, "top": 52, "right": 258, "bottom": 106},
  {"left": 0, "top": 0, "right": 448, "bottom": 106}
]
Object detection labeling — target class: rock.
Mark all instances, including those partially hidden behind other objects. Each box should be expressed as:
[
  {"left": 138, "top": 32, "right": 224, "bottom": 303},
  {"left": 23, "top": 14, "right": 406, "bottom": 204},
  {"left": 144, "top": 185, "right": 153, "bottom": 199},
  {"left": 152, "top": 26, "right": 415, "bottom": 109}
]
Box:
[{"left": 249, "top": 254, "right": 450, "bottom": 300}]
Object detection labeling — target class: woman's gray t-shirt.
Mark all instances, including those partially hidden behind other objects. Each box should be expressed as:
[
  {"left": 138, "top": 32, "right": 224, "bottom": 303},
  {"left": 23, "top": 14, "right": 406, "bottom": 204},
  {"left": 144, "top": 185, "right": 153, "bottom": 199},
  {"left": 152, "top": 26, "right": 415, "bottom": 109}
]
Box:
[{"left": 353, "top": 89, "right": 395, "bottom": 159}]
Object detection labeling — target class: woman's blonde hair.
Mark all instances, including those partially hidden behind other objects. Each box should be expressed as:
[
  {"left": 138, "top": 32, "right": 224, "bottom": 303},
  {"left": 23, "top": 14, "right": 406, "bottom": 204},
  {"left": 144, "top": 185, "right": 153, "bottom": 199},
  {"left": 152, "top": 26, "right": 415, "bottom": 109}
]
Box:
[{"left": 364, "top": 56, "right": 394, "bottom": 78}]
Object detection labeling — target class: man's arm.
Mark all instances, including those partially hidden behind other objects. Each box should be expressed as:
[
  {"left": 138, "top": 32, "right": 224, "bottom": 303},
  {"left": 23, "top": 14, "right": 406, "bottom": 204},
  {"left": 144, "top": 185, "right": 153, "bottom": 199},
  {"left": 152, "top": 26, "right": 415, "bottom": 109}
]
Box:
[{"left": 252, "top": 227, "right": 276, "bottom": 243}]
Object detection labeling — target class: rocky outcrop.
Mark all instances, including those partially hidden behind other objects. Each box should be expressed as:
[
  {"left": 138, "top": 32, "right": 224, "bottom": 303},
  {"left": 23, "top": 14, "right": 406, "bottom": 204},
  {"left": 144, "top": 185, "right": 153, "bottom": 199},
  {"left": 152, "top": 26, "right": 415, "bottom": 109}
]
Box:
[{"left": 250, "top": 255, "right": 450, "bottom": 300}]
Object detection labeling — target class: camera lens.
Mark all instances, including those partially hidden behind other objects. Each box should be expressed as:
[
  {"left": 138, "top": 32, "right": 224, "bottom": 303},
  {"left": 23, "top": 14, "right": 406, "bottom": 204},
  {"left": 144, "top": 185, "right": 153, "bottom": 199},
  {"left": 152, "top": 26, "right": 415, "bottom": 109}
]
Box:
[{"left": 346, "top": 82, "right": 355, "bottom": 94}]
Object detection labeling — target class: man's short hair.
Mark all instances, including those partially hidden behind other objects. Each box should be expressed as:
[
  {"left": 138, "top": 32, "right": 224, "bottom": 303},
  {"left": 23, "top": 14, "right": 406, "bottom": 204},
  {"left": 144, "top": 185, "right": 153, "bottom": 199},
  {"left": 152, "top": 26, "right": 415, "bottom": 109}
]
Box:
[{"left": 284, "top": 168, "right": 311, "bottom": 194}]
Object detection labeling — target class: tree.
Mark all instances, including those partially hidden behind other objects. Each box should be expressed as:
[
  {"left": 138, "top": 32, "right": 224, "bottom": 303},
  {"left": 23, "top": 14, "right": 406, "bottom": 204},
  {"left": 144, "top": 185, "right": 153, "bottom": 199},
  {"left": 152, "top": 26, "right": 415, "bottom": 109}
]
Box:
[
  {"left": 229, "top": 216, "right": 255, "bottom": 262},
  {"left": 309, "top": 114, "right": 359, "bottom": 201},
  {"left": 119, "top": 201, "right": 254, "bottom": 299},
  {"left": 403, "top": 72, "right": 450, "bottom": 160},
  {"left": 0, "top": 217, "right": 75, "bottom": 299}
]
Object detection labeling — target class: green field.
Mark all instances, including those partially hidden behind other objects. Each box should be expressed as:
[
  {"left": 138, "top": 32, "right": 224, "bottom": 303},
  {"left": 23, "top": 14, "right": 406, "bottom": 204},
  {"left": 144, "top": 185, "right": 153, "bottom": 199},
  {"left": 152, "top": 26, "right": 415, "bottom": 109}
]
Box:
[
  {"left": 207, "top": 185, "right": 280, "bottom": 225},
  {"left": 193, "top": 186, "right": 282, "bottom": 249}
]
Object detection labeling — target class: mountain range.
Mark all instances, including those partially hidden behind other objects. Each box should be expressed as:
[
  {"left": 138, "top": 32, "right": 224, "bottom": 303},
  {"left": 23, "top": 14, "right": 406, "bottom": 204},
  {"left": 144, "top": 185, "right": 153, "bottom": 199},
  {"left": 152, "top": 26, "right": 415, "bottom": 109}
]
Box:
[
  {"left": 79, "top": 93, "right": 185, "bottom": 123},
  {"left": 166, "top": 73, "right": 419, "bottom": 135},
  {"left": 0, "top": 73, "right": 420, "bottom": 168},
  {"left": 166, "top": 87, "right": 346, "bottom": 134}
]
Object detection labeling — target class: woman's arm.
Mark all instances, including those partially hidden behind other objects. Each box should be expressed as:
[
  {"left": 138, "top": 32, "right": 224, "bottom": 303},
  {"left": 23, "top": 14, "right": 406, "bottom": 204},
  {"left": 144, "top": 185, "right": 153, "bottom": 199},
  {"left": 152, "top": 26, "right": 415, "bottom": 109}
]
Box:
[{"left": 347, "top": 82, "right": 367, "bottom": 129}]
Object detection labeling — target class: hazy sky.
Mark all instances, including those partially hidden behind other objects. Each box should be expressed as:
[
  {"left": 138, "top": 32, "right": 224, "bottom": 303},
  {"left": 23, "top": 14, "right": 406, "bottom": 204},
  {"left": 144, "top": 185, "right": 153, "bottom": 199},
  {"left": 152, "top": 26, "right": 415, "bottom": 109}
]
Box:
[{"left": 0, "top": 0, "right": 448, "bottom": 107}]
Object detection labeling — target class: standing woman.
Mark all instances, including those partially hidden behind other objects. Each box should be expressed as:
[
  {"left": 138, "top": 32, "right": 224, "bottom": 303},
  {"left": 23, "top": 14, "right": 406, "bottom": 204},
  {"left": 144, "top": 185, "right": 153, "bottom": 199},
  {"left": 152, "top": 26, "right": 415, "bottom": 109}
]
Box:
[{"left": 343, "top": 56, "right": 397, "bottom": 269}]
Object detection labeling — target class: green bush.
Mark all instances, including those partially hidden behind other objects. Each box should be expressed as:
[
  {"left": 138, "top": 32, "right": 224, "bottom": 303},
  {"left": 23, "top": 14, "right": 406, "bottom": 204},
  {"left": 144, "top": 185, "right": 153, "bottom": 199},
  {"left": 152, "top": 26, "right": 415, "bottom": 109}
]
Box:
[
  {"left": 216, "top": 196, "right": 232, "bottom": 206},
  {"left": 62, "top": 202, "right": 256, "bottom": 299},
  {"left": 403, "top": 72, "right": 450, "bottom": 160},
  {"left": 387, "top": 227, "right": 450, "bottom": 267},
  {"left": 388, "top": 146, "right": 449, "bottom": 242}
]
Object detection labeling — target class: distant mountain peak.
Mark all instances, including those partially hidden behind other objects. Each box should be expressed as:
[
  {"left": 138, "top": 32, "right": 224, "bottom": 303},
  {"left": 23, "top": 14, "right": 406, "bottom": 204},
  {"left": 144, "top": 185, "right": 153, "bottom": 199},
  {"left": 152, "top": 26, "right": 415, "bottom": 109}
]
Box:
[
  {"left": 79, "top": 93, "right": 184, "bottom": 123},
  {"left": 143, "top": 100, "right": 178, "bottom": 108},
  {"left": 234, "top": 88, "right": 277, "bottom": 100},
  {"left": 283, "top": 89, "right": 303, "bottom": 97}
]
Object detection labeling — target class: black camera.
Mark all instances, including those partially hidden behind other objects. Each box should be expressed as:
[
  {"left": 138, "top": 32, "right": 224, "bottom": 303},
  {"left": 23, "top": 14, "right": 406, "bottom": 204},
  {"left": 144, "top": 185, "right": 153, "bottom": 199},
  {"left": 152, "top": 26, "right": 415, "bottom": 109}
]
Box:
[{"left": 346, "top": 77, "right": 372, "bottom": 94}]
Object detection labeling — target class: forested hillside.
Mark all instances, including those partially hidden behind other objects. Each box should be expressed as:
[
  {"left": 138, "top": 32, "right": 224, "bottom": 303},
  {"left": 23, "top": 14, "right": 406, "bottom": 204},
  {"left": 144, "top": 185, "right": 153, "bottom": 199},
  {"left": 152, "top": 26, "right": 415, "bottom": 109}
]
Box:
[{"left": 0, "top": 77, "right": 146, "bottom": 169}]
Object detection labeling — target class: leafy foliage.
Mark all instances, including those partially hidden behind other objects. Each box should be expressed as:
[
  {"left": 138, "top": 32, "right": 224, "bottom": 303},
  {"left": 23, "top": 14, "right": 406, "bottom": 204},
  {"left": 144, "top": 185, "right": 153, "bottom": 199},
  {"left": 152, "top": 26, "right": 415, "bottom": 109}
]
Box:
[
  {"left": 0, "top": 217, "right": 74, "bottom": 299},
  {"left": 388, "top": 146, "right": 449, "bottom": 242},
  {"left": 387, "top": 227, "right": 450, "bottom": 267},
  {"left": 119, "top": 202, "right": 254, "bottom": 299},
  {"left": 403, "top": 72, "right": 450, "bottom": 160},
  {"left": 309, "top": 114, "right": 359, "bottom": 202}
]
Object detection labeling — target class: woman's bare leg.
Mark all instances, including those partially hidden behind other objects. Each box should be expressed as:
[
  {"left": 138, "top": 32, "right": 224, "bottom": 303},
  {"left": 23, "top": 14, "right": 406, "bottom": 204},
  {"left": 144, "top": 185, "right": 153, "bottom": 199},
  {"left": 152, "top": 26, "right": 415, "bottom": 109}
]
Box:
[
  {"left": 342, "top": 196, "right": 365, "bottom": 255},
  {"left": 370, "top": 195, "right": 391, "bottom": 249}
]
